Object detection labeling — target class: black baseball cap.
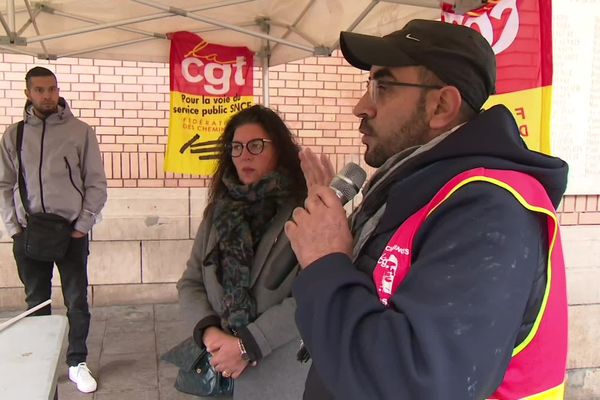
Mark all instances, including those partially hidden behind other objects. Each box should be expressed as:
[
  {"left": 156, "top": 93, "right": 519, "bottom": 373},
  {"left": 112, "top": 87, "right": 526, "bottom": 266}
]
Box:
[{"left": 340, "top": 19, "right": 496, "bottom": 111}]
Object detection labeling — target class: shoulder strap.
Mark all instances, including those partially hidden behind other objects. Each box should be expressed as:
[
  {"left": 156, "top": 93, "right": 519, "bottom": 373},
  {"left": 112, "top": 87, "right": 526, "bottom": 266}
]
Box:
[{"left": 16, "top": 120, "right": 30, "bottom": 215}]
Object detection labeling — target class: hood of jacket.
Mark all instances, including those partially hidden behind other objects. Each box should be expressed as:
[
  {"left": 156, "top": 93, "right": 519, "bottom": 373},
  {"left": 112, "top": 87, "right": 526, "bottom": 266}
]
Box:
[{"left": 23, "top": 97, "right": 73, "bottom": 125}]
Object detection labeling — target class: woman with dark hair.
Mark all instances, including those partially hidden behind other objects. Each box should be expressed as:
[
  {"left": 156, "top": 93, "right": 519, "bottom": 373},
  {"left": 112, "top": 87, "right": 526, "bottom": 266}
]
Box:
[{"left": 176, "top": 105, "right": 309, "bottom": 399}]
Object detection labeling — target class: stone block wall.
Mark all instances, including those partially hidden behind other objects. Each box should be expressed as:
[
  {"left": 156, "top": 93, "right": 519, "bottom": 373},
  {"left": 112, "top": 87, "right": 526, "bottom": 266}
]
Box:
[{"left": 0, "top": 187, "right": 205, "bottom": 309}]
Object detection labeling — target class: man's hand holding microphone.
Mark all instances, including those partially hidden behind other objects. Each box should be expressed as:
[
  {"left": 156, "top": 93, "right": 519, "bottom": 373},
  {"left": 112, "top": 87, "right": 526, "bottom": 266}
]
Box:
[{"left": 284, "top": 148, "right": 366, "bottom": 269}]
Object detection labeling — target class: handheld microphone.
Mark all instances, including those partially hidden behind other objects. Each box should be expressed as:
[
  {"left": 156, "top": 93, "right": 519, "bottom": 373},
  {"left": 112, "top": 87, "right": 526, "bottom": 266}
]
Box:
[
  {"left": 329, "top": 162, "right": 367, "bottom": 205},
  {"left": 265, "top": 162, "right": 367, "bottom": 290}
]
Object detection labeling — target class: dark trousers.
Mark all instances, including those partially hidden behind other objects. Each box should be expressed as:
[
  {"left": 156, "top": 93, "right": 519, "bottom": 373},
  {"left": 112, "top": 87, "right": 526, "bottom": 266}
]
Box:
[{"left": 13, "top": 234, "right": 91, "bottom": 367}]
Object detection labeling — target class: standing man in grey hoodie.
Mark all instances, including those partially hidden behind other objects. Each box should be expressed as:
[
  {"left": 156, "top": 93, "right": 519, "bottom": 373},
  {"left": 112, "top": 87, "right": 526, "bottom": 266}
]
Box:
[{"left": 0, "top": 66, "right": 107, "bottom": 393}]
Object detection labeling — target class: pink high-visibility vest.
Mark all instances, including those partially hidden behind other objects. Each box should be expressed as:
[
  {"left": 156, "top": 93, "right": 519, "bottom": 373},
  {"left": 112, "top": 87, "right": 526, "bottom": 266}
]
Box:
[{"left": 373, "top": 168, "right": 568, "bottom": 399}]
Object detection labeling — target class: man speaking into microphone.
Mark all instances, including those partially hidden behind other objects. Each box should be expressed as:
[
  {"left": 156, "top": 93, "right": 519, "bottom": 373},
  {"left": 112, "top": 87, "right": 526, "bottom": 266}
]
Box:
[{"left": 285, "top": 20, "right": 569, "bottom": 400}]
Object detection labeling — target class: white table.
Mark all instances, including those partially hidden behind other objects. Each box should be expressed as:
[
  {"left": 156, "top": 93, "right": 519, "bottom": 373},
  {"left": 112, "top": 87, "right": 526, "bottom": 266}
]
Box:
[{"left": 0, "top": 315, "right": 68, "bottom": 400}]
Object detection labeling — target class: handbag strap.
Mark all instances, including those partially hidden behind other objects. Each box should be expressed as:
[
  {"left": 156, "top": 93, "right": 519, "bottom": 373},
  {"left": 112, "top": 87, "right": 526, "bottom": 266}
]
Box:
[{"left": 16, "top": 120, "right": 31, "bottom": 216}]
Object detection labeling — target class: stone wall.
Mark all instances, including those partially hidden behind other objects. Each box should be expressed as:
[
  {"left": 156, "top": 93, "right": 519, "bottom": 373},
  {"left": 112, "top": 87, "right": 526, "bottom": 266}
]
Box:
[{"left": 562, "top": 225, "right": 600, "bottom": 398}]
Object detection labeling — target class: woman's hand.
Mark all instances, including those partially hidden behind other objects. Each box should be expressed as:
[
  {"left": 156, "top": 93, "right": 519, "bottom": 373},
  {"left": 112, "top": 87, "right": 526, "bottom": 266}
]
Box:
[
  {"left": 204, "top": 328, "right": 249, "bottom": 379},
  {"left": 202, "top": 326, "right": 226, "bottom": 352}
]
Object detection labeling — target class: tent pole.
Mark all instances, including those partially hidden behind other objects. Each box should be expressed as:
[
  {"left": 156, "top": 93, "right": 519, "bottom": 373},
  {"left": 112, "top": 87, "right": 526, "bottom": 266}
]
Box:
[
  {"left": 269, "top": 0, "right": 317, "bottom": 54},
  {"left": 382, "top": 0, "right": 440, "bottom": 8},
  {"left": 258, "top": 18, "right": 271, "bottom": 107},
  {"left": 43, "top": 5, "right": 166, "bottom": 39},
  {"left": 330, "top": 0, "right": 380, "bottom": 50},
  {"left": 0, "top": 13, "right": 11, "bottom": 37},
  {"left": 134, "top": 0, "right": 316, "bottom": 54},
  {"left": 61, "top": 37, "right": 158, "bottom": 58},
  {"left": 0, "top": 44, "right": 36, "bottom": 56},
  {"left": 58, "top": 22, "right": 257, "bottom": 59},
  {"left": 7, "top": 0, "right": 14, "bottom": 30},
  {"left": 27, "top": 0, "right": 254, "bottom": 44},
  {"left": 7, "top": 0, "right": 15, "bottom": 41},
  {"left": 262, "top": 55, "right": 270, "bottom": 107}
]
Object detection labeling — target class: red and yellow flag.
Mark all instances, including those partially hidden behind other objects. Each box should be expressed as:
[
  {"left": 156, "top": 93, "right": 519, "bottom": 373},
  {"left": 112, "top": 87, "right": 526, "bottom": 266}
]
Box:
[
  {"left": 165, "top": 31, "right": 254, "bottom": 175},
  {"left": 442, "top": 0, "right": 553, "bottom": 154}
]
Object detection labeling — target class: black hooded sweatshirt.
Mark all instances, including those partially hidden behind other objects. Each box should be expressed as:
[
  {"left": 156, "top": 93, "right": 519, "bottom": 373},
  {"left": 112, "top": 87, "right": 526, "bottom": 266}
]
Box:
[{"left": 293, "top": 105, "right": 568, "bottom": 400}]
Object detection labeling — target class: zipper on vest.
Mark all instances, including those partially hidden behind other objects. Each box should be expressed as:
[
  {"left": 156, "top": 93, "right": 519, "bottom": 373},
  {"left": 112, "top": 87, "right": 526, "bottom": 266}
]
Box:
[
  {"left": 39, "top": 119, "right": 47, "bottom": 213},
  {"left": 64, "top": 157, "right": 84, "bottom": 200}
]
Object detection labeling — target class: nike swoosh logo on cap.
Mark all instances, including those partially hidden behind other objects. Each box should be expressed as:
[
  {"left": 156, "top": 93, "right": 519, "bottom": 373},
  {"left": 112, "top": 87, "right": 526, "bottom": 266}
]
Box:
[{"left": 405, "top": 33, "right": 420, "bottom": 42}]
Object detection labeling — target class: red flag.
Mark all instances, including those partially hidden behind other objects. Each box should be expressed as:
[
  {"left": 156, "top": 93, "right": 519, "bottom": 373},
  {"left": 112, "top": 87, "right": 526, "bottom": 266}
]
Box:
[
  {"left": 442, "top": 0, "right": 553, "bottom": 154},
  {"left": 165, "top": 32, "right": 254, "bottom": 175}
]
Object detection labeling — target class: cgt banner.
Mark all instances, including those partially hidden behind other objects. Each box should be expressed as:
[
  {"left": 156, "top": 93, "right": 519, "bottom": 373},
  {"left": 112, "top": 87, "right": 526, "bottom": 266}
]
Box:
[
  {"left": 165, "top": 31, "right": 254, "bottom": 175},
  {"left": 442, "top": 0, "right": 552, "bottom": 154}
]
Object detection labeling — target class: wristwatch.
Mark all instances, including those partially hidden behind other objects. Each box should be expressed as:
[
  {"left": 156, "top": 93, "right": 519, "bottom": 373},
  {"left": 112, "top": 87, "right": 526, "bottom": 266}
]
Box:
[{"left": 238, "top": 338, "right": 257, "bottom": 366}]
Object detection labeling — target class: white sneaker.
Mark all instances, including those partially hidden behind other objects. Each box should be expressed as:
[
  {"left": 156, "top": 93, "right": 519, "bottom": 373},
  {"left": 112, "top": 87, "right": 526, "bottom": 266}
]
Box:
[{"left": 68, "top": 362, "right": 97, "bottom": 393}]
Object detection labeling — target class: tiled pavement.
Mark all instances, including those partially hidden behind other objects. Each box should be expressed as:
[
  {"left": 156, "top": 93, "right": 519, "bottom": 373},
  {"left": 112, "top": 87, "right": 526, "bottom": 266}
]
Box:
[
  {"left": 2, "top": 303, "right": 198, "bottom": 400},
  {"left": 3, "top": 303, "right": 592, "bottom": 399}
]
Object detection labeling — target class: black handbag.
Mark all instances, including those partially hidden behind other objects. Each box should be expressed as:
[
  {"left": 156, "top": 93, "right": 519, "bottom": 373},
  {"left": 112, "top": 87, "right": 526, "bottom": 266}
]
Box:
[
  {"left": 16, "top": 121, "right": 73, "bottom": 262},
  {"left": 23, "top": 212, "right": 73, "bottom": 262},
  {"left": 161, "top": 337, "right": 234, "bottom": 397}
]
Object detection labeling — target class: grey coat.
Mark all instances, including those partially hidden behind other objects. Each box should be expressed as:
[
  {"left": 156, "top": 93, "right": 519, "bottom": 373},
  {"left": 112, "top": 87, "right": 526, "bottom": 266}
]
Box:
[{"left": 177, "top": 201, "right": 310, "bottom": 400}]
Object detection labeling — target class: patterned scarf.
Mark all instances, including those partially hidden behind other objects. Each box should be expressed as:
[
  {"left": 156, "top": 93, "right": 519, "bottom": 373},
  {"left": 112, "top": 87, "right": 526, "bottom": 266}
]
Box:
[{"left": 212, "top": 170, "right": 291, "bottom": 331}]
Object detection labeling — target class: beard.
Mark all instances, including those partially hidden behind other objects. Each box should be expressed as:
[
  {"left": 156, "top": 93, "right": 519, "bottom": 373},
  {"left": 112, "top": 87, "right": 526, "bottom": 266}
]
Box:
[
  {"left": 363, "top": 95, "right": 430, "bottom": 168},
  {"left": 32, "top": 102, "right": 58, "bottom": 118}
]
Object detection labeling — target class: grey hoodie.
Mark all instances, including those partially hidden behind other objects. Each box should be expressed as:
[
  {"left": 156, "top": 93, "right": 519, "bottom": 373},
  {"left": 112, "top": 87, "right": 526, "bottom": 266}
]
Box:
[{"left": 0, "top": 97, "right": 107, "bottom": 238}]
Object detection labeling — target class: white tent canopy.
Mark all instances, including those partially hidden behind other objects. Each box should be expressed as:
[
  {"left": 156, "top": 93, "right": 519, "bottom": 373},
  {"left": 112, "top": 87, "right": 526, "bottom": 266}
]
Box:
[{"left": 0, "top": 0, "right": 441, "bottom": 66}]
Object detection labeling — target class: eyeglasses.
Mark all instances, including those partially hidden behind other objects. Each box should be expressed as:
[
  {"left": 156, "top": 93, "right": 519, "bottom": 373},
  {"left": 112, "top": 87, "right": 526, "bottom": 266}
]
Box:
[
  {"left": 366, "top": 78, "right": 443, "bottom": 104},
  {"left": 229, "top": 138, "right": 272, "bottom": 157}
]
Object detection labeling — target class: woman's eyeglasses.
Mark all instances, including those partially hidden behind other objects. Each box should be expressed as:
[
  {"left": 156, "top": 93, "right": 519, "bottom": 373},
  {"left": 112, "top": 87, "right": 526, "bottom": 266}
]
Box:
[{"left": 229, "top": 138, "right": 272, "bottom": 157}]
